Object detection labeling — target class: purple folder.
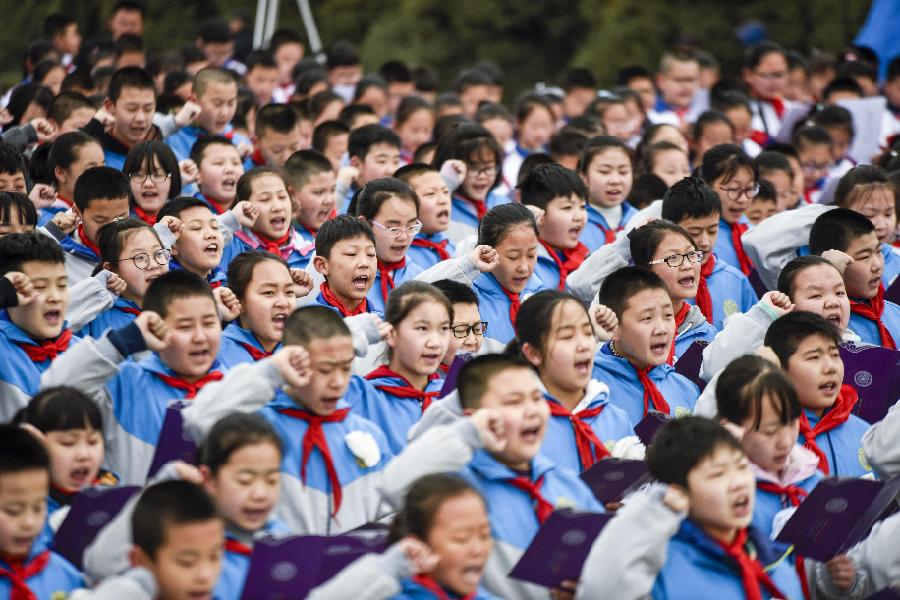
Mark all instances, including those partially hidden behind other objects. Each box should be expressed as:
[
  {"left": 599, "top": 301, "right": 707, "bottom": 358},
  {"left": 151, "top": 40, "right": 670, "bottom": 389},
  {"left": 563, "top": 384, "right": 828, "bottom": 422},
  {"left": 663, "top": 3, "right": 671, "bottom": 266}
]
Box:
[
  {"left": 674, "top": 340, "right": 708, "bottom": 390},
  {"left": 775, "top": 476, "right": 900, "bottom": 562},
  {"left": 839, "top": 343, "right": 900, "bottom": 424},
  {"left": 240, "top": 532, "right": 388, "bottom": 599},
  {"left": 748, "top": 269, "right": 770, "bottom": 298},
  {"left": 580, "top": 458, "right": 650, "bottom": 504},
  {"left": 53, "top": 485, "right": 140, "bottom": 570},
  {"left": 438, "top": 352, "right": 474, "bottom": 398},
  {"left": 865, "top": 587, "right": 900, "bottom": 600},
  {"left": 508, "top": 509, "right": 611, "bottom": 588},
  {"left": 146, "top": 402, "right": 198, "bottom": 479},
  {"left": 886, "top": 276, "right": 900, "bottom": 305},
  {"left": 634, "top": 411, "right": 670, "bottom": 446}
]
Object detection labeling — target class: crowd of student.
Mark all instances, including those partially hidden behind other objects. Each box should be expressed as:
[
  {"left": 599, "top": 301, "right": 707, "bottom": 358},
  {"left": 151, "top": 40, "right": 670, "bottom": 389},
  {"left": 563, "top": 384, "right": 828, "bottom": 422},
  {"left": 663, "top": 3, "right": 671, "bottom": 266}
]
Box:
[{"left": 0, "top": 2, "right": 899, "bottom": 598}]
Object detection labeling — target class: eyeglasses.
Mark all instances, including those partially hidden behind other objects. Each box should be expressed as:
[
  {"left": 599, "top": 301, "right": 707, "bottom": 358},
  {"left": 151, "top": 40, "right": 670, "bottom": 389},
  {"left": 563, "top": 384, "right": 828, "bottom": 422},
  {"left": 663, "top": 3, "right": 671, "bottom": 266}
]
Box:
[
  {"left": 451, "top": 322, "right": 488, "bottom": 338},
  {"left": 369, "top": 219, "right": 423, "bottom": 239},
  {"left": 468, "top": 164, "right": 498, "bottom": 178},
  {"left": 801, "top": 162, "right": 830, "bottom": 174},
  {"left": 648, "top": 250, "right": 704, "bottom": 268},
  {"left": 118, "top": 248, "right": 170, "bottom": 270},
  {"left": 718, "top": 183, "right": 760, "bottom": 201},
  {"left": 129, "top": 171, "right": 171, "bottom": 185}
]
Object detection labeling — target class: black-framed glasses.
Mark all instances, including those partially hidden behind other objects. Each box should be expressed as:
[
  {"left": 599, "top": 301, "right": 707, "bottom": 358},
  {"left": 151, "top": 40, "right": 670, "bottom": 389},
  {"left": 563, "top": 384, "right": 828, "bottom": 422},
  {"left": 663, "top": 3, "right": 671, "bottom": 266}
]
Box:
[
  {"left": 118, "top": 248, "right": 170, "bottom": 270},
  {"left": 129, "top": 171, "right": 171, "bottom": 185},
  {"left": 467, "top": 164, "right": 498, "bottom": 178},
  {"left": 648, "top": 250, "right": 704, "bottom": 268},
  {"left": 718, "top": 183, "right": 760, "bottom": 201},
  {"left": 451, "top": 322, "right": 488, "bottom": 338}
]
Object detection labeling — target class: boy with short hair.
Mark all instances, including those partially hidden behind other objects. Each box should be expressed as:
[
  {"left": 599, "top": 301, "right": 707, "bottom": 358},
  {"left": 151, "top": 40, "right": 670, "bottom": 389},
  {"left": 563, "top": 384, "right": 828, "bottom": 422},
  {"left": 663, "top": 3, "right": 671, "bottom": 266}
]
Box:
[
  {"left": 283, "top": 149, "right": 336, "bottom": 239},
  {"left": 562, "top": 68, "right": 597, "bottom": 120},
  {"left": 793, "top": 126, "right": 834, "bottom": 204},
  {"left": 312, "top": 214, "right": 377, "bottom": 316},
  {"left": 0, "top": 142, "right": 29, "bottom": 193},
  {"left": 48, "top": 91, "right": 96, "bottom": 134},
  {"left": 0, "top": 425, "right": 82, "bottom": 597},
  {"left": 813, "top": 105, "right": 856, "bottom": 180},
  {"left": 592, "top": 267, "right": 699, "bottom": 424},
  {"left": 189, "top": 136, "right": 245, "bottom": 215},
  {"left": 452, "top": 69, "right": 493, "bottom": 119},
  {"left": 809, "top": 208, "right": 900, "bottom": 348},
  {"left": 244, "top": 50, "right": 279, "bottom": 107},
  {"left": 338, "top": 124, "right": 401, "bottom": 213},
  {"left": 196, "top": 18, "right": 245, "bottom": 75},
  {"left": 577, "top": 417, "right": 803, "bottom": 599},
  {"left": 311, "top": 119, "right": 350, "bottom": 172},
  {"left": 41, "top": 270, "right": 226, "bottom": 484},
  {"left": 745, "top": 180, "right": 778, "bottom": 225},
  {"left": 755, "top": 150, "right": 797, "bottom": 211},
  {"left": 765, "top": 311, "right": 873, "bottom": 477},
  {"left": 0, "top": 191, "right": 37, "bottom": 237},
  {"left": 251, "top": 104, "right": 304, "bottom": 169},
  {"left": 430, "top": 279, "right": 493, "bottom": 371},
  {"left": 155, "top": 197, "right": 229, "bottom": 287},
  {"left": 394, "top": 162, "right": 458, "bottom": 270},
  {"left": 43, "top": 13, "right": 81, "bottom": 67},
  {"left": 326, "top": 40, "right": 363, "bottom": 103},
  {"left": 650, "top": 51, "right": 702, "bottom": 128}
]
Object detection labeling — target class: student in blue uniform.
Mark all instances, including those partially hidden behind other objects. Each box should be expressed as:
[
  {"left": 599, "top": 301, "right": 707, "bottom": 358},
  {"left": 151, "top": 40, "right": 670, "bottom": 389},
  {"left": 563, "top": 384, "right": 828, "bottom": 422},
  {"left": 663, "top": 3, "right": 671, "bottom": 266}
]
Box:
[
  {"left": 431, "top": 279, "right": 490, "bottom": 376},
  {"left": 809, "top": 208, "right": 900, "bottom": 349},
  {"left": 502, "top": 93, "right": 555, "bottom": 185},
  {"left": 122, "top": 141, "right": 182, "bottom": 226},
  {"left": 42, "top": 132, "right": 104, "bottom": 225},
  {"left": 283, "top": 149, "right": 338, "bottom": 240},
  {"left": 661, "top": 177, "right": 758, "bottom": 330},
  {"left": 0, "top": 426, "right": 83, "bottom": 598},
  {"left": 341, "top": 124, "right": 402, "bottom": 214},
  {"left": 351, "top": 177, "right": 425, "bottom": 314},
  {"left": 219, "top": 251, "right": 296, "bottom": 367},
  {"left": 764, "top": 312, "right": 873, "bottom": 478},
  {"left": 312, "top": 214, "right": 378, "bottom": 316},
  {"left": 189, "top": 136, "right": 245, "bottom": 216},
  {"left": 359, "top": 282, "right": 451, "bottom": 453},
  {"left": 155, "top": 197, "right": 229, "bottom": 288},
  {"left": 509, "top": 290, "right": 634, "bottom": 473},
  {"left": 79, "top": 218, "right": 169, "bottom": 338},
  {"left": 577, "top": 136, "right": 637, "bottom": 252},
  {"left": 593, "top": 267, "right": 699, "bottom": 424},
  {"left": 395, "top": 162, "right": 458, "bottom": 270}
]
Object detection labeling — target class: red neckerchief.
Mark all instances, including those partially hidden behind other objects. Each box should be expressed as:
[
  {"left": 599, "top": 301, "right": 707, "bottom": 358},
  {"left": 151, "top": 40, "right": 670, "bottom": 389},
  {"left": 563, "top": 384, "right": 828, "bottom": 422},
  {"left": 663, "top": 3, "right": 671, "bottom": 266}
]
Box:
[
  {"left": 755, "top": 481, "right": 814, "bottom": 600},
  {"left": 696, "top": 255, "right": 715, "bottom": 324},
  {"left": 500, "top": 286, "right": 521, "bottom": 325},
  {"left": 749, "top": 130, "right": 770, "bottom": 147},
  {"left": 539, "top": 240, "right": 589, "bottom": 289},
  {"left": 239, "top": 342, "right": 272, "bottom": 361},
  {"left": 0, "top": 551, "right": 50, "bottom": 600},
  {"left": 547, "top": 400, "right": 610, "bottom": 470},
  {"left": 115, "top": 305, "right": 142, "bottom": 316},
  {"left": 850, "top": 285, "right": 897, "bottom": 349},
  {"left": 277, "top": 407, "right": 350, "bottom": 517},
  {"left": 377, "top": 258, "right": 406, "bottom": 303},
  {"left": 730, "top": 222, "right": 754, "bottom": 276},
  {"left": 507, "top": 475, "right": 554, "bottom": 524},
  {"left": 131, "top": 205, "right": 157, "bottom": 225},
  {"left": 438, "top": 362, "right": 450, "bottom": 375},
  {"left": 757, "top": 95, "right": 786, "bottom": 120},
  {"left": 411, "top": 574, "right": 476, "bottom": 600},
  {"left": 257, "top": 229, "right": 292, "bottom": 257},
  {"left": 203, "top": 195, "right": 231, "bottom": 215},
  {"left": 16, "top": 329, "right": 72, "bottom": 362},
  {"left": 151, "top": 370, "right": 224, "bottom": 399},
  {"left": 250, "top": 147, "right": 266, "bottom": 167},
  {"left": 667, "top": 302, "right": 691, "bottom": 366},
  {"left": 76, "top": 224, "right": 101, "bottom": 258},
  {"left": 715, "top": 528, "right": 785, "bottom": 600},
  {"left": 57, "top": 194, "right": 74, "bottom": 208},
  {"left": 320, "top": 282, "right": 368, "bottom": 317},
  {"left": 224, "top": 539, "right": 252, "bottom": 556},
  {"left": 411, "top": 237, "right": 451, "bottom": 261},
  {"left": 456, "top": 192, "right": 488, "bottom": 221},
  {"left": 636, "top": 365, "right": 670, "bottom": 416},
  {"left": 365, "top": 366, "right": 439, "bottom": 413},
  {"left": 798, "top": 384, "right": 858, "bottom": 475}
]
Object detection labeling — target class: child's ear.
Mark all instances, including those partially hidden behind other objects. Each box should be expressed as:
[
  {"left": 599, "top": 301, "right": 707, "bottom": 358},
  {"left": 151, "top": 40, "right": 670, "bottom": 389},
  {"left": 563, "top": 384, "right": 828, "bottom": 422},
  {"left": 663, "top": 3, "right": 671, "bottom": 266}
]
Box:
[
  {"left": 129, "top": 545, "right": 151, "bottom": 569},
  {"left": 349, "top": 156, "right": 362, "bottom": 170},
  {"left": 53, "top": 166, "right": 66, "bottom": 186},
  {"left": 520, "top": 342, "right": 542, "bottom": 368},
  {"left": 385, "top": 324, "right": 398, "bottom": 349},
  {"left": 103, "top": 97, "right": 114, "bottom": 113},
  {"left": 198, "top": 464, "right": 214, "bottom": 488},
  {"left": 312, "top": 255, "right": 328, "bottom": 277}
]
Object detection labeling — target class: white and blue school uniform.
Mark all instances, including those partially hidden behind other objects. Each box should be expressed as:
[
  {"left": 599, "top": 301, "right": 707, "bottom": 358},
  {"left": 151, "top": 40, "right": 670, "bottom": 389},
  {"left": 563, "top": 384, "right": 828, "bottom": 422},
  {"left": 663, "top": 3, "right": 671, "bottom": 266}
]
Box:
[
  {"left": 339, "top": 183, "right": 358, "bottom": 216},
  {"left": 168, "top": 257, "right": 227, "bottom": 289},
  {"left": 580, "top": 202, "right": 638, "bottom": 253},
  {"left": 214, "top": 520, "right": 291, "bottom": 600},
  {"left": 532, "top": 241, "right": 590, "bottom": 292},
  {"left": 690, "top": 257, "right": 759, "bottom": 331},
  {"left": 257, "top": 391, "right": 394, "bottom": 535},
  {"left": 220, "top": 227, "right": 315, "bottom": 272},
  {"left": 313, "top": 288, "right": 380, "bottom": 318},
  {"left": 58, "top": 228, "right": 101, "bottom": 284},
  {"left": 673, "top": 305, "right": 717, "bottom": 361},
  {"left": 78, "top": 297, "right": 141, "bottom": 339},
  {"left": 218, "top": 322, "right": 280, "bottom": 369},
  {"left": 592, "top": 343, "right": 699, "bottom": 425},
  {"left": 541, "top": 381, "right": 635, "bottom": 474},
  {"left": 37, "top": 197, "right": 75, "bottom": 226},
  {"left": 395, "top": 578, "right": 499, "bottom": 600},
  {"left": 713, "top": 216, "right": 752, "bottom": 275},
  {"left": 407, "top": 231, "right": 456, "bottom": 270},
  {"left": 801, "top": 407, "right": 873, "bottom": 478},
  {"left": 445, "top": 192, "right": 510, "bottom": 245},
  {"left": 472, "top": 273, "right": 544, "bottom": 346},
  {"left": 651, "top": 520, "right": 803, "bottom": 600},
  {"left": 165, "top": 124, "right": 252, "bottom": 163},
  {"left": 502, "top": 143, "right": 543, "bottom": 188},
  {"left": 848, "top": 297, "right": 900, "bottom": 348},
  {"left": 367, "top": 259, "right": 425, "bottom": 315},
  {"left": 881, "top": 243, "right": 900, "bottom": 287},
  {"left": 0, "top": 539, "right": 82, "bottom": 599}
]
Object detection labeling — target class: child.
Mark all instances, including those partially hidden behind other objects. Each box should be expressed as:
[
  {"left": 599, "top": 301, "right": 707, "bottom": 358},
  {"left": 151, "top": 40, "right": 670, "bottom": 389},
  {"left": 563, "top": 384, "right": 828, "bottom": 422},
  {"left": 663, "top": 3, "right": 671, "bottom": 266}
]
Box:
[
  {"left": 352, "top": 177, "right": 426, "bottom": 314},
  {"left": 745, "top": 180, "right": 778, "bottom": 225},
  {"left": 122, "top": 141, "right": 182, "bottom": 225},
  {"left": 592, "top": 267, "right": 699, "bottom": 424},
  {"left": 577, "top": 136, "right": 636, "bottom": 252},
  {"left": 41, "top": 271, "right": 225, "bottom": 484},
  {"left": 648, "top": 51, "right": 702, "bottom": 127},
  {"left": 755, "top": 150, "right": 797, "bottom": 212},
  {"left": 0, "top": 425, "right": 82, "bottom": 598},
  {"left": 251, "top": 104, "right": 305, "bottom": 169},
  {"left": 189, "top": 136, "right": 245, "bottom": 216},
  {"left": 793, "top": 126, "right": 834, "bottom": 204},
  {"left": 809, "top": 208, "right": 900, "bottom": 348},
  {"left": 340, "top": 124, "right": 402, "bottom": 213},
  {"left": 244, "top": 50, "right": 279, "bottom": 106},
  {"left": 219, "top": 251, "right": 296, "bottom": 367},
  {"left": 79, "top": 218, "right": 169, "bottom": 338},
  {"left": 577, "top": 417, "right": 803, "bottom": 599},
  {"left": 312, "top": 214, "right": 378, "bottom": 316},
  {"left": 395, "top": 162, "right": 459, "bottom": 270},
  {"left": 220, "top": 168, "right": 314, "bottom": 270},
  {"left": 311, "top": 120, "right": 350, "bottom": 172},
  {"left": 814, "top": 105, "right": 856, "bottom": 180},
  {"left": 744, "top": 42, "right": 790, "bottom": 141},
  {"left": 87, "top": 67, "right": 157, "bottom": 170},
  {"left": 764, "top": 311, "right": 872, "bottom": 477},
  {"left": 394, "top": 96, "right": 435, "bottom": 165},
  {"left": 431, "top": 279, "right": 491, "bottom": 372},
  {"left": 283, "top": 149, "right": 337, "bottom": 239},
  {"left": 502, "top": 93, "right": 555, "bottom": 186},
  {"left": 44, "top": 131, "right": 104, "bottom": 225},
  {"left": 155, "top": 197, "right": 228, "bottom": 288},
  {"left": 0, "top": 191, "right": 37, "bottom": 237},
  {"left": 641, "top": 141, "right": 691, "bottom": 189},
  {"left": 48, "top": 92, "right": 96, "bottom": 135},
  {"left": 358, "top": 282, "right": 451, "bottom": 453},
  {"left": 510, "top": 290, "right": 634, "bottom": 473},
  {"left": 701, "top": 144, "right": 758, "bottom": 276},
  {"left": 691, "top": 111, "right": 735, "bottom": 168},
  {"left": 0, "top": 233, "right": 73, "bottom": 421}
]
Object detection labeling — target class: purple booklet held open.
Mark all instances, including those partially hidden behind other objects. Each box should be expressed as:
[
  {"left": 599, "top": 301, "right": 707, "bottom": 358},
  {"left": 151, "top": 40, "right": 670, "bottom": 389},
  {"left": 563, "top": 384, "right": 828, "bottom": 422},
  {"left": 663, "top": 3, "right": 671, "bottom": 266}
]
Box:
[
  {"left": 865, "top": 588, "right": 900, "bottom": 600},
  {"left": 580, "top": 458, "right": 650, "bottom": 504},
  {"left": 634, "top": 411, "right": 670, "bottom": 446},
  {"left": 508, "top": 509, "right": 611, "bottom": 589},
  {"left": 674, "top": 341, "right": 708, "bottom": 390},
  {"left": 54, "top": 485, "right": 140, "bottom": 570},
  {"left": 439, "top": 353, "right": 474, "bottom": 398},
  {"left": 240, "top": 530, "right": 388, "bottom": 599},
  {"left": 775, "top": 476, "right": 900, "bottom": 562},
  {"left": 885, "top": 275, "right": 900, "bottom": 305},
  {"left": 839, "top": 343, "right": 900, "bottom": 424},
  {"left": 147, "top": 402, "right": 198, "bottom": 479}
]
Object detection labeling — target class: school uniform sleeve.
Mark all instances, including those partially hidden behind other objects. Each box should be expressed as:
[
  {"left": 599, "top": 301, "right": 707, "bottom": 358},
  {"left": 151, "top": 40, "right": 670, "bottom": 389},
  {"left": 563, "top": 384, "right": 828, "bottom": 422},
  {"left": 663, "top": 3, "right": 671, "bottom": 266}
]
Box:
[
  {"left": 0, "top": 122, "right": 37, "bottom": 151},
  {"left": 39, "top": 333, "right": 124, "bottom": 405},
  {"left": 152, "top": 112, "right": 179, "bottom": 139},
  {"left": 216, "top": 210, "right": 240, "bottom": 246},
  {"left": 575, "top": 483, "right": 686, "bottom": 600},
  {"left": 70, "top": 568, "right": 157, "bottom": 600},
  {"left": 406, "top": 391, "right": 464, "bottom": 441},
  {"left": 742, "top": 203, "right": 834, "bottom": 290},
  {"left": 343, "top": 313, "right": 385, "bottom": 358},
  {"left": 566, "top": 233, "right": 631, "bottom": 304},
  {"left": 699, "top": 303, "right": 778, "bottom": 381},
  {"left": 307, "top": 542, "right": 412, "bottom": 600},
  {"left": 66, "top": 271, "right": 118, "bottom": 333},
  {"left": 623, "top": 199, "right": 663, "bottom": 234},
  {"left": 811, "top": 558, "right": 871, "bottom": 600},
  {"left": 861, "top": 398, "right": 900, "bottom": 479},
  {"left": 415, "top": 253, "right": 482, "bottom": 286},
  {"left": 296, "top": 258, "right": 326, "bottom": 308}
]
